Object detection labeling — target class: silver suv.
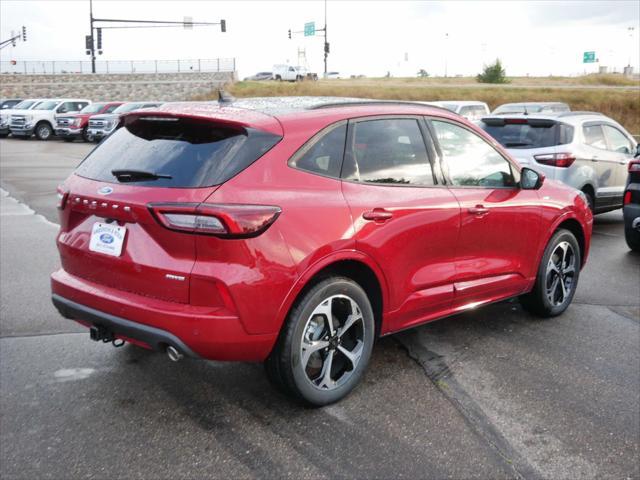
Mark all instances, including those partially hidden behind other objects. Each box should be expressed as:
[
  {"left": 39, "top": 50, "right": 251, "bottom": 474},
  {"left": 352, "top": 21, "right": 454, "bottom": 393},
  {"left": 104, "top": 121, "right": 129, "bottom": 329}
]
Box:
[{"left": 480, "top": 112, "right": 637, "bottom": 213}]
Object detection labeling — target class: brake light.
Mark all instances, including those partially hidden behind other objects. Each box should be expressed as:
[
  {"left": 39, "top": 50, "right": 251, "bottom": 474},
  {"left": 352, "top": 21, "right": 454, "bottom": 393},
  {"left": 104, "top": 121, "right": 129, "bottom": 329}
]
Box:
[
  {"left": 629, "top": 160, "right": 640, "bottom": 172},
  {"left": 624, "top": 191, "right": 632, "bottom": 205},
  {"left": 504, "top": 118, "right": 528, "bottom": 124},
  {"left": 56, "top": 185, "right": 69, "bottom": 210},
  {"left": 149, "top": 203, "right": 282, "bottom": 238},
  {"left": 534, "top": 152, "right": 576, "bottom": 168}
]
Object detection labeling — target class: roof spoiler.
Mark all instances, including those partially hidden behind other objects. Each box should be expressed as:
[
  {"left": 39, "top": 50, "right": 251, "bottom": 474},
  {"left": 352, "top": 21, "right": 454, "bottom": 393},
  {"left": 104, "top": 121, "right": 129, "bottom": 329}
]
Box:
[{"left": 481, "top": 117, "right": 557, "bottom": 127}]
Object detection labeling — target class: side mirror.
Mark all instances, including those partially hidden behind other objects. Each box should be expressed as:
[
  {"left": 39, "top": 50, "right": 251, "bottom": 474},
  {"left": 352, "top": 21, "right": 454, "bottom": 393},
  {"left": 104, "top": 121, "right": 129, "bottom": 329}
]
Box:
[
  {"left": 521, "top": 167, "right": 545, "bottom": 190},
  {"left": 635, "top": 144, "right": 640, "bottom": 158}
]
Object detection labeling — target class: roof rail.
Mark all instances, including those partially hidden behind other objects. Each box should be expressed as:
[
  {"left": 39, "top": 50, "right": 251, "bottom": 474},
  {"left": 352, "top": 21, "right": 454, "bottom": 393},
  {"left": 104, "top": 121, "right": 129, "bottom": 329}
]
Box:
[
  {"left": 557, "top": 111, "right": 602, "bottom": 118},
  {"left": 309, "top": 100, "right": 454, "bottom": 114}
]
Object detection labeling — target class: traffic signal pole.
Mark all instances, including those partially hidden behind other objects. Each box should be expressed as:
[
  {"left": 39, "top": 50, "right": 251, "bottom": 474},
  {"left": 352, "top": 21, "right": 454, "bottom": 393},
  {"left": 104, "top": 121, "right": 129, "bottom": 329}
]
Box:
[{"left": 86, "top": 0, "right": 225, "bottom": 74}]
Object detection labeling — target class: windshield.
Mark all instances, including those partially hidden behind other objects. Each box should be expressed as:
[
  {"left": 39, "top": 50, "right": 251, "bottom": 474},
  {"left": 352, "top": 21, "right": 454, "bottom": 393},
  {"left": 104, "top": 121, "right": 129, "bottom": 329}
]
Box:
[
  {"left": 33, "top": 101, "right": 59, "bottom": 110},
  {"left": 481, "top": 121, "right": 574, "bottom": 149},
  {"left": 113, "top": 103, "right": 148, "bottom": 114},
  {"left": 80, "top": 103, "right": 107, "bottom": 114},
  {"left": 75, "top": 116, "right": 282, "bottom": 188},
  {"left": 12, "top": 100, "right": 37, "bottom": 110}
]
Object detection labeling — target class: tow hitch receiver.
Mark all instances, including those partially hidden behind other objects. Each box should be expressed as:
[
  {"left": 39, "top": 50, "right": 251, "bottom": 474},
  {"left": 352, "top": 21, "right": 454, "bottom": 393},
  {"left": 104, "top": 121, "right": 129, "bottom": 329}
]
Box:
[{"left": 90, "top": 325, "right": 114, "bottom": 343}]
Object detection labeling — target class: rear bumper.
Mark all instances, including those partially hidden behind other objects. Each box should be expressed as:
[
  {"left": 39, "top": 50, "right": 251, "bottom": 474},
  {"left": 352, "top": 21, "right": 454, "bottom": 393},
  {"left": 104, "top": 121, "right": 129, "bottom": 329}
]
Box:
[
  {"left": 623, "top": 202, "right": 640, "bottom": 230},
  {"left": 50, "top": 269, "right": 277, "bottom": 362},
  {"left": 52, "top": 294, "right": 200, "bottom": 358}
]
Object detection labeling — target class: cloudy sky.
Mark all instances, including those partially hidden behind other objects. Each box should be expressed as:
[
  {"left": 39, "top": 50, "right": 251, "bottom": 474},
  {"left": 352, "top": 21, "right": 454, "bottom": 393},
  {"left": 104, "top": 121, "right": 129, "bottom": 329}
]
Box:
[{"left": 1, "top": 0, "right": 638, "bottom": 77}]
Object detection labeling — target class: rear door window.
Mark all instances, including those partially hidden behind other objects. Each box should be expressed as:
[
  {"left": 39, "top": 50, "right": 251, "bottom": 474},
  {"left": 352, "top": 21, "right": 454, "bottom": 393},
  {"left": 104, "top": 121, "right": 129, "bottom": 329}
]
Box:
[
  {"left": 583, "top": 124, "right": 607, "bottom": 150},
  {"left": 289, "top": 123, "right": 346, "bottom": 178},
  {"left": 343, "top": 118, "right": 434, "bottom": 186},
  {"left": 75, "top": 116, "right": 281, "bottom": 188}
]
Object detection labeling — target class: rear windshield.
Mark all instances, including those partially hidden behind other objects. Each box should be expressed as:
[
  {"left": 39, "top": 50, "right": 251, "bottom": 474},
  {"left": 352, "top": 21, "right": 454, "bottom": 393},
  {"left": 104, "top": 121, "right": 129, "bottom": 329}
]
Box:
[
  {"left": 75, "top": 116, "right": 281, "bottom": 188},
  {"left": 480, "top": 121, "right": 574, "bottom": 149}
]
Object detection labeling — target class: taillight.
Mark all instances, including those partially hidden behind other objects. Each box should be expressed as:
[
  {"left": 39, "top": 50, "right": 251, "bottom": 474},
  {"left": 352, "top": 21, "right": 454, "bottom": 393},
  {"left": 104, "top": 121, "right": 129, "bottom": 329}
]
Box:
[
  {"left": 624, "top": 191, "right": 632, "bottom": 205},
  {"left": 149, "top": 203, "right": 282, "bottom": 238},
  {"left": 534, "top": 152, "right": 576, "bottom": 168},
  {"left": 56, "top": 185, "right": 69, "bottom": 210},
  {"left": 629, "top": 160, "right": 640, "bottom": 172}
]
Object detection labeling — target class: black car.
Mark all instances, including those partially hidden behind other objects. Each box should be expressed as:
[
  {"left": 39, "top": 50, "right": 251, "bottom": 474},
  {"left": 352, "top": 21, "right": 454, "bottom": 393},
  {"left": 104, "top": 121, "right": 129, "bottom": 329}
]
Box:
[{"left": 623, "top": 148, "right": 640, "bottom": 251}]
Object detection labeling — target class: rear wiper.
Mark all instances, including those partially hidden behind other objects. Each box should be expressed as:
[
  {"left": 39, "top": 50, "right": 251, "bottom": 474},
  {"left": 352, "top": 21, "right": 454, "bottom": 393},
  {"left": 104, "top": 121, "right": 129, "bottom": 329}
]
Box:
[{"left": 111, "top": 169, "right": 172, "bottom": 182}]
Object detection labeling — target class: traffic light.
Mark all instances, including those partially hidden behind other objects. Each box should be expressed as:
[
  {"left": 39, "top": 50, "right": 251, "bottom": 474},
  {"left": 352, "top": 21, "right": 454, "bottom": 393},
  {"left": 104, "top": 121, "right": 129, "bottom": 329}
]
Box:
[
  {"left": 288, "top": 29, "right": 291, "bottom": 39},
  {"left": 220, "top": 19, "right": 226, "bottom": 32},
  {"left": 96, "top": 28, "right": 102, "bottom": 50},
  {"left": 22, "top": 26, "right": 26, "bottom": 42},
  {"left": 324, "top": 42, "right": 330, "bottom": 54}
]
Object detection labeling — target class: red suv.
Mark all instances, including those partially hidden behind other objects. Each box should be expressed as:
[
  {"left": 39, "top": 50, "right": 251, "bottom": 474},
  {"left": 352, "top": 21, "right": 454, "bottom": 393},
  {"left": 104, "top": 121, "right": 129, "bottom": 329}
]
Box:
[{"left": 51, "top": 99, "right": 593, "bottom": 405}]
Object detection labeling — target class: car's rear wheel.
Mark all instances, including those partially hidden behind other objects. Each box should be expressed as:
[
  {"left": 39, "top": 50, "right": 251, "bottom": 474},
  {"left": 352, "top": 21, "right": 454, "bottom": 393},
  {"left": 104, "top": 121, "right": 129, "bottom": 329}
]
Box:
[
  {"left": 521, "top": 229, "right": 581, "bottom": 317},
  {"left": 265, "top": 277, "right": 375, "bottom": 406},
  {"left": 35, "top": 122, "right": 53, "bottom": 141}
]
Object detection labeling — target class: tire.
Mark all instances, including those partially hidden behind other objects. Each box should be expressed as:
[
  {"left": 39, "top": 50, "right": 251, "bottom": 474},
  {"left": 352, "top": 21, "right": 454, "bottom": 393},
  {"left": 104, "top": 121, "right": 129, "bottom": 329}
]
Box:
[
  {"left": 581, "top": 188, "right": 595, "bottom": 213},
  {"left": 35, "top": 122, "right": 53, "bottom": 141},
  {"left": 520, "top": 229, "right": 581, "bottom": 317},
  {"left": 625, "top": 222, "right": 640, "bottom": 252},
  {"left": 82, "top": 127, "right": 93, "bottom": 143},
  {"left": 275, "top": 75, "right": 282, "bottom": 81},
  {"left": 265, "top": 277, "right": 375, "bottom": 406}
]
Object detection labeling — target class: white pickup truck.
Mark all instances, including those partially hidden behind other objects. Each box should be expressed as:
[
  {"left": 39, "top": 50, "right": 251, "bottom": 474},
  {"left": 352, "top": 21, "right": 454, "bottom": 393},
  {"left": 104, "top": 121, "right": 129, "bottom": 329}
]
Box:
[
  {"left": 10, "top": 98, "right": 91, "bottom": 140},
  {"left": 273, "top": 64, "right": 318, "bottom": 82}
]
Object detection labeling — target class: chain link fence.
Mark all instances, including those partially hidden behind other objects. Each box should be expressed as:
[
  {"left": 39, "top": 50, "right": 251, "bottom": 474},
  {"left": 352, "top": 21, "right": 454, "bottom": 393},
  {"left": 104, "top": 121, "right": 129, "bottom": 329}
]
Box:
[{"left": 0, "top": 58, "right": 235, "bottom": 75}]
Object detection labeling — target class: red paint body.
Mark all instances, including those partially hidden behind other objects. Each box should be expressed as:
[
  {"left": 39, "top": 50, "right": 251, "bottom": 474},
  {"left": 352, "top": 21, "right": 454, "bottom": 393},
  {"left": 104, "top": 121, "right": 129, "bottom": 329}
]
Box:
[
  {"left": 51, "top": 102, "right": 593, "bottom": 361},
  {"left": 66, "top": 102, "right": 124, "bottom": 129}
]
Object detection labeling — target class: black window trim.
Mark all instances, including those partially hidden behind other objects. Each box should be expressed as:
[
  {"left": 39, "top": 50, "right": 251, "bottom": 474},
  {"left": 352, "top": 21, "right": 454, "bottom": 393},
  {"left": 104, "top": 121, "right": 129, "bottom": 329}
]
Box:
[
  {"left": 341, "top": 114, "right": 442, "bottom": 189},
  {"left": 426, "top": 116, "right": 522, "bottom": 190},
  {"left": 287, "top": 119, "right": 348, "bottom": 181}
]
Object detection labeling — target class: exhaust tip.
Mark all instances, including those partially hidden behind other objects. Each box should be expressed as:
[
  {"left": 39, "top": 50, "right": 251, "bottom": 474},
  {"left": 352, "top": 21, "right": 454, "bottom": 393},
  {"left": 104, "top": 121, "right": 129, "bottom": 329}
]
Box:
[{"left": 166, "top": 345, "right": 183, "bottom": 362}]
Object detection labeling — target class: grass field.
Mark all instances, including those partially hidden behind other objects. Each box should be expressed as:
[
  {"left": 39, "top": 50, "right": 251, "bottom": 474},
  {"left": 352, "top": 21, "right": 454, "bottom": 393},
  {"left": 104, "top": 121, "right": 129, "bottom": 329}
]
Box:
[{"left": 210, "top": 75, "right": 640, "bottom": 136}]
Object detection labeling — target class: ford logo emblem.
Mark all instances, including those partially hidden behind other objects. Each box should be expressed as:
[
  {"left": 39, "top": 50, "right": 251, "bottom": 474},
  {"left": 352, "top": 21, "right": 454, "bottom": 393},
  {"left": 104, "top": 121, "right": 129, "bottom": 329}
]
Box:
[
  {"left": 98, "top": 186, "right": 113, "bottom": 195},
  {"left": 100, "top": 233, "right": 114, "bottom": 244}
]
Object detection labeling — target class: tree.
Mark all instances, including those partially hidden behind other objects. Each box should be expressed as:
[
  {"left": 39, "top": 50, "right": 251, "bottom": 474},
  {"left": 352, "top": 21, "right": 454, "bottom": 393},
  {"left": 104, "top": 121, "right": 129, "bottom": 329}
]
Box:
[
  {"left": 417, "top": 69, "right": 430, "bottom": 78},
  {"left": 476, "top": 59, "right": 509, "bottom": 84}
]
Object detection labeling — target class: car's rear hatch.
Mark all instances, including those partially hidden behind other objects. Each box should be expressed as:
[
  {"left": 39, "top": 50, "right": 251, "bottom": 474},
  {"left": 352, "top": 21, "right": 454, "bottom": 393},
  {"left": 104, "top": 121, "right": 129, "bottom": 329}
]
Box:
[{"left": 57, "top": 106, "right": 283, "bottom": 303}]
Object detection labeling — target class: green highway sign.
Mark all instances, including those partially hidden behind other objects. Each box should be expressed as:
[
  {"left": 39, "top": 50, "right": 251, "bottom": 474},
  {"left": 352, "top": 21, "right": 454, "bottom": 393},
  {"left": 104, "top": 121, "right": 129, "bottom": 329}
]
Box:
[
  {"left": 304, "top": 22, "right": 315, "bottom": 36},
  {"left": 583, "top": 51, "right": 596, "bottom": 63}
]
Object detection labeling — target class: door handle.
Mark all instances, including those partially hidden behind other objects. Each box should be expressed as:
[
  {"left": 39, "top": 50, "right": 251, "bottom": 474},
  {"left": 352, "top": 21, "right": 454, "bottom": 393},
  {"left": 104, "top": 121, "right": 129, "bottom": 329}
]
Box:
[
  {"left": 468, "top": 205, "right": 490, "bottom": 216},
  {"left": 363, "top": 208, "right": 393, "bottom": 223}
]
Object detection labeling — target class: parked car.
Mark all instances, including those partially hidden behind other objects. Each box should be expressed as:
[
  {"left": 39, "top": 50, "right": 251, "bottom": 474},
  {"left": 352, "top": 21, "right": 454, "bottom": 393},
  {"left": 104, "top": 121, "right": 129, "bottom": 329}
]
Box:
[
  {"left": 56, "top": 102, "right": 124, "bottom": 142},
  {"left": 492, "top": 102, "right": 570, "bottom": 115},
  {"left": 0, "top": 98, "right": 42, "bottom": 138},
  {"left": 86, "top": 101, "right": 163, "bottom": 142},
  {"left": 624, "top": 155, "right": 640, "bottom": 251},
  {"left": 480, "top": 112, "right": 637, "bottom": 213},
  {"left": 51, "top": 99, "right": 592, "bottom": 406},
  {"left": 10, "top": 99, "right": 91, "bottom": 140},
  {"left": 0, "top": 99, "right": 22, "bottom": 110},
  {"left": 428, "top": 101, "right": 490, "bottom": 121},
  {"left": 244, "top": 72, "right": 273, "bottom": 81}
]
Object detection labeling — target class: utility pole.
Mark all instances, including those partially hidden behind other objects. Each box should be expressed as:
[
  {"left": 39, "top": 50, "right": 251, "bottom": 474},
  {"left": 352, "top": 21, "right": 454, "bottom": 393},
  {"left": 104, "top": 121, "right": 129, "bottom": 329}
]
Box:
[
  {"left": 628, "top": 26, "right": 636, "bottom": 67},
  {"left": 323, "top": 0, "right": 328, "bottom": 78},
  {"left": 444, "top": 32, "right": 449, "bottom": 78}
]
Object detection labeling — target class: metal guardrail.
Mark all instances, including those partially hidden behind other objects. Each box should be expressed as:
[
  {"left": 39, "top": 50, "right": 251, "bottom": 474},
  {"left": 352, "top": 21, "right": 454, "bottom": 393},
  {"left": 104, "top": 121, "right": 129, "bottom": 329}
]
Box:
[{"left": 0, "top": 58, "right": 235, "bottom": 75}]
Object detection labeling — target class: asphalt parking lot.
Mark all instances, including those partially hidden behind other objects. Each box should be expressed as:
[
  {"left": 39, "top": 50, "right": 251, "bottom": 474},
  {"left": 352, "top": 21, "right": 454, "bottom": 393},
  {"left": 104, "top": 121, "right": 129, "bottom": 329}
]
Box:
[{"left": 1, "top": 137, "right": 638, "bottom": 479}]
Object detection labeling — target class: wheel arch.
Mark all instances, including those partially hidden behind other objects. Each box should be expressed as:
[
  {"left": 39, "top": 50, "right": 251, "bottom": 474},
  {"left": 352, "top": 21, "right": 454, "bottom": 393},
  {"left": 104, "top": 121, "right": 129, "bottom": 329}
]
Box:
[
  {"left": 276, "top": 252, "right": 388, "bottom": 338},
  {"left": 556, "top": 218, "right": 586, "bottom": 267}
]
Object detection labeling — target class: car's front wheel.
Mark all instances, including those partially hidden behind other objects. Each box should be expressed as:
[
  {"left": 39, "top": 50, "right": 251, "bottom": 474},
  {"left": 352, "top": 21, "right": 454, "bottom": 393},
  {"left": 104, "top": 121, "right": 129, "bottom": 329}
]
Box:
[
  {"left": 35, "top": 122, "right": 53, "bottom": 141},
  {"left": 521, "top": 229, "right": 581, "bottom": 317},
  {"left": 265, "top": 277, "right": 375, "bottom": 406}
]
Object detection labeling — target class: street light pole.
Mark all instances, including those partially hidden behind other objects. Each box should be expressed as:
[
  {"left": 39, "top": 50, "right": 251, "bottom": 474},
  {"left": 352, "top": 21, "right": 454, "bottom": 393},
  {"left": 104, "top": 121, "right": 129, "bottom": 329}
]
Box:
[
  {"left": 444, "top": 32, "right": 448, "bottom": 77},
  {"left": 628, "top": 26, "right": 635, "bottom": 67},
  {"left": 323, "top": 0, "right": 328, "bottom": 78}
]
